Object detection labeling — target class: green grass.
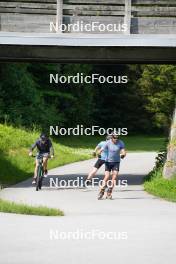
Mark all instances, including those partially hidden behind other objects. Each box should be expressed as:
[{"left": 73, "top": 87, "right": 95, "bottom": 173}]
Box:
[
  {"left": 0, "top": 124, "right": 92, "bottom": 185},
  {"left": 123, "top": 135, "right": 165, "bottom": 152},
  {"left": 144, "top": 168, "right": 176, "bottom": 202},
  {"left": 0, "top": 199, "right": 64, "bottom": 216},
  {"left": 0, "top": 124, "right": 165, "bottom": 186},
  {"left": 59, "top": 135, "right": 165, "bottom": 152}
]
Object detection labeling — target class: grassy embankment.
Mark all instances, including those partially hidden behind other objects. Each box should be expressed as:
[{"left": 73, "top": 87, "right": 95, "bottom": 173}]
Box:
[
  {"left": 144, "top": 137, "right": 176, "bottom": 202},
  {"left": 144, "top": 167, "right": 176, "bottom": 203},
  {"left": 0, "top": 124, "right": 166, "bottom": 214}
]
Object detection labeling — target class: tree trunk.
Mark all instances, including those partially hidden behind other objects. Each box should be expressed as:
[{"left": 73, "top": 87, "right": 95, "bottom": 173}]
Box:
[{"left": 163, "top": 107, "right": 176, "bottom": 179}]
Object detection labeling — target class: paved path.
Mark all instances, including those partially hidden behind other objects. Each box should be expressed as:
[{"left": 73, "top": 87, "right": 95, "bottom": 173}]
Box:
[{"left": 1, "top": 152, "right": 176, "bottom": 264}]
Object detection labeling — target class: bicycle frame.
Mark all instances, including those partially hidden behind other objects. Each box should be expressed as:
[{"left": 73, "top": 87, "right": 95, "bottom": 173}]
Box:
[{"left": 36, "top": 156, "right": 44, "bottom": 191}]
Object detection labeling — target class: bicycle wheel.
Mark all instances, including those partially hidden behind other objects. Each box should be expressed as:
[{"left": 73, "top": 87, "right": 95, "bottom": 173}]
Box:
[
  {"left": 36, "top": 165, "right": 43, "bottom": 191},
  {"left": 39, "top": 173, "right": 43, "bottom": 190}
]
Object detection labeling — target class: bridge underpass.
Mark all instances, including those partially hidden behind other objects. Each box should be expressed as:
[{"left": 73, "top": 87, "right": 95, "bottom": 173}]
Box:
[{"left": 0, "top": 33, "right": 176, "bottom": 63}]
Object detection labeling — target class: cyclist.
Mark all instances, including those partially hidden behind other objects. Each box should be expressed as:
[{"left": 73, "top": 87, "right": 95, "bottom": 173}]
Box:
[
  {"left": 85, "top": 135, "right": 111, "bottom": 186},
  {"left": 98, "top": 133, "right": 126, "bottom": 199},
  {"left": 29, "top": 133, "right": 54, "bottom": 184}
]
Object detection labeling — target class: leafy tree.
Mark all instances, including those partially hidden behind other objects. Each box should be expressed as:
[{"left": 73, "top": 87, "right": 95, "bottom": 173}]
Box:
[
  {"left": 138, "top": 65, "right": 176, "bottom": 133},
  {"left": 0, "top": 63, "right": 175, "bottom": 136}
]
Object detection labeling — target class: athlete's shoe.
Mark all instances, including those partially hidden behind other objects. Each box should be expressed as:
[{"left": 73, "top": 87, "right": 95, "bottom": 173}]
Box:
[
  {"left": 32, "top": 178, "right": 36, "bottom": 184},
  {"left": 98, "top": 189, "right": 105, "bottom": 200},
  {"left": 44, "top": 170, "right": 48, "bottom": 178},
  {"left": 106, "top": 188, "right": 113, "bottom": 199},
  {"left": 106, "top": 193, "right": 112, "bottom": 200}
]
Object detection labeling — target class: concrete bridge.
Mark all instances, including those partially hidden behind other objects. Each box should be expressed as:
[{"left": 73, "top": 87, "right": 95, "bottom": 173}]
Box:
[{"left": 0, "top": 0, "right": 176, "bottom": 62}]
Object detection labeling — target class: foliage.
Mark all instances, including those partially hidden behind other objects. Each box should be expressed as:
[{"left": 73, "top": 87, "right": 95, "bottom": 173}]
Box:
[
  {"left": 138, "top": 65, "right": 176, "bottom": 132},
  {"left": 0, "top": 63, "right": 175, "bottom": 134},
  {"left": 144, "top": 141, "right": 176, "bottom": 203}
]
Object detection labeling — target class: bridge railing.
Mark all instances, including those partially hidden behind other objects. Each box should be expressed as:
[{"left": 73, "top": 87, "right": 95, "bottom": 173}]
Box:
[
  {"left": 62, "top": 0, "right": 126, "bottom": 33},
  {"left": 0, "top": 0, "right": 57, "bottom": 32},
  {"left": 0, "top": 0, "right": 176, "bottom": 33},
  {"left": 131, "top": 0, "right": 176, "bottom": 33}
]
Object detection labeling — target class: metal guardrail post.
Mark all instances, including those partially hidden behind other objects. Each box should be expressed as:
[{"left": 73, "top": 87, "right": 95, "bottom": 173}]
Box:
[
  {"left": 124, "top": 0, "right": 131, "bottom": 34},
  {"left": 56, "top": 0, "right": 63, "bottom": 32}
]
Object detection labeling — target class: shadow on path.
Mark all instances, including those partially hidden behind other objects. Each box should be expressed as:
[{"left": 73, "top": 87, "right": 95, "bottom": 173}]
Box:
[{"left": 10, "top": 172, "right": 146, "bottom": 188}]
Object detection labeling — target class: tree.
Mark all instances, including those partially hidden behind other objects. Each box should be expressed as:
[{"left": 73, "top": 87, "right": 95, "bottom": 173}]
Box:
[
  {"left": 0, "top": 63, "right": 42, "bottom": 127},
  {"left": 92, "top": 64, "right": 153, "bottom": 133},
  {"left": 138, "top": 65, "right": 176, "bottom": 134}
]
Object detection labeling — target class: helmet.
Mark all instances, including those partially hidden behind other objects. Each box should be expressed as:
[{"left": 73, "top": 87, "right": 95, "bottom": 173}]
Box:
[{"left": 40, "top": 133, "right": 47, "bottom": 141}]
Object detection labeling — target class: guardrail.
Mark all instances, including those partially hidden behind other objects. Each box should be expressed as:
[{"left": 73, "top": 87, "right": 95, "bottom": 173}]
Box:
[{"left": 0, "top": 0, "right": 176, "bottom": 33}]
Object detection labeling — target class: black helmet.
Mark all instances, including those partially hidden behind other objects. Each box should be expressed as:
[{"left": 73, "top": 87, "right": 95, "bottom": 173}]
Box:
[{"left": 40, "top": 133, "right": 47, "bottom": 141}]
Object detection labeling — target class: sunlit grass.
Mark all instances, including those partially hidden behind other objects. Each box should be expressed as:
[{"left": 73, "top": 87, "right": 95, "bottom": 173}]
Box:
[
  {"left": 144, "top": 167, "right": 176, "bottom": 202},
  {"left": 0, "top": 199, "right": 64, "bottom": 216}
]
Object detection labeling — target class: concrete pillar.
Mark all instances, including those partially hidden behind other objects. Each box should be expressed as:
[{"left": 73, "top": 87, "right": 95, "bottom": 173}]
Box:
[{"left": 163, "top": 107, "right": 176, "bottom": 179}]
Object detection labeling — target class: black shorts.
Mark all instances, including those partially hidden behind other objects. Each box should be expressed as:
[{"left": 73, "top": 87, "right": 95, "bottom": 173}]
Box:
[
  {"left": 105, "top": 162, "right": 120, "bottom": 172},
  {"left": 94, "top": 159, "right": 105, "bottom": 169},
  {"left": 36, "top": 152, "right": 50, "bottom": 160}
]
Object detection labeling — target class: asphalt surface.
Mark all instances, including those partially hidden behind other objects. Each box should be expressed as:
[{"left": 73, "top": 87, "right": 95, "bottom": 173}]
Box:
[{"left": 1, "top": 152, "right": 176, "bottom": 264}]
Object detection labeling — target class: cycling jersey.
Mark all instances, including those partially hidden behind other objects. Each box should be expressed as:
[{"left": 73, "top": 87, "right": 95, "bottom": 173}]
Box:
[
  {"left": 97, "top": 141, "right": 108, "bottom": 161},
  {"left": 103, "top": 140, "right": 125, "bottom": 162},
  {"left": 30, "top": 138, "right": 54, "bottom": 155}
]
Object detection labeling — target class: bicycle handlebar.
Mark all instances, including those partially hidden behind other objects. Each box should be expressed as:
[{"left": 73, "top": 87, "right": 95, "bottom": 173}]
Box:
[{"left": 30, "top": 154, "right": 52, "bottom": 159}]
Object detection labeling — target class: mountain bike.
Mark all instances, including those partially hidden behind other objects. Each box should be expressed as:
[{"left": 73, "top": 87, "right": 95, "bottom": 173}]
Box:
[{"left": 32, "top": 154, "right": 50, "bottom": 191}]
